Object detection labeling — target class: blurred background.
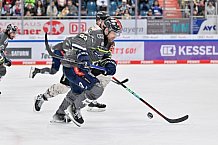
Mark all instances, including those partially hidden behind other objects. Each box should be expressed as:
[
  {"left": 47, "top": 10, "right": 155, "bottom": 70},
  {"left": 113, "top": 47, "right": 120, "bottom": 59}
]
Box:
[{"left": 1, "top": 0, "right": 218, "bottom": 35}]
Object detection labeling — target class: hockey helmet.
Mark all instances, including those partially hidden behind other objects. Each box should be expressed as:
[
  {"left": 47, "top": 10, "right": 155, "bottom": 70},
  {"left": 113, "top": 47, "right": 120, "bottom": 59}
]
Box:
[
  {"left": 96, "top": 11, "right": 110, "bottom": 21},
  {"left": 104, "top": 17, "right": 122, "bottom": 33},
  {"left": 6, "top": 24, "right": 18, "bottom": 34}
]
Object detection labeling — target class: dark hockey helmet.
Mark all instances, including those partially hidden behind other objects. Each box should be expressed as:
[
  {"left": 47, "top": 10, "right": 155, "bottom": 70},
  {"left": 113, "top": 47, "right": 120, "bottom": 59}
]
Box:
[
  {"left": 6, "top": 24, "right": 18, "bottom": 34},
  {"left": 104, "top": 17, "right": 122, "bottom": 33},
  {"left": 96, "top": 11, "right": 110, "bottom": 21}
]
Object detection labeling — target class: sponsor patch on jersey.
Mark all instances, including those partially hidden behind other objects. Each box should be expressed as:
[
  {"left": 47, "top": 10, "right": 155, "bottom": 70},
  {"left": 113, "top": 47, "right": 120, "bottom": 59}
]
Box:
[{"left": 97, "top": 34, "right": 104, "bottom": 39}]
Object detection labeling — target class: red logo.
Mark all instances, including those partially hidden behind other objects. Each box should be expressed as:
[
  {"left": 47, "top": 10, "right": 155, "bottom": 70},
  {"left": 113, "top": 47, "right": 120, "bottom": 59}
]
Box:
[
  {"left": 43, "top": 20, "right": 64, "bottom": 35},
  {"left": 69, "top": 22, "right": 86, "bottom": 34}
]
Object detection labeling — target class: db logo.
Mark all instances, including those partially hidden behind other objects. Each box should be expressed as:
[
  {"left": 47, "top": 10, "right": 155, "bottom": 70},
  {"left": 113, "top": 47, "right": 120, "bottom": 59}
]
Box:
[
  {"left": 70, "top": 22, "right": 86, "bottom": 34},
  {"left": 43, "top": 20, "right": 65, "bottom": 35},
  {"left": 160, "top": 45, "right": 176, "bottom": 56}
]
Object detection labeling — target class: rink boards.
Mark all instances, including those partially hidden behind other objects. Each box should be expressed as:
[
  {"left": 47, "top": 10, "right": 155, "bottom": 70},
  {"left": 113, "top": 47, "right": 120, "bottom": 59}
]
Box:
[{"left": 7, "top": 35, "right": 218, "bottom": 65}]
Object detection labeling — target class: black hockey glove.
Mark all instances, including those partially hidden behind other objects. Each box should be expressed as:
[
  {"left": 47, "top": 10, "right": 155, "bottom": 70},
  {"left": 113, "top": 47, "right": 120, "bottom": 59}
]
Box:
[
  {"left": 99, "top": 58, "right": 117, "bottom": 75},
  {"left": 77, "top": 51, "right": 91, "bottom": 72}
]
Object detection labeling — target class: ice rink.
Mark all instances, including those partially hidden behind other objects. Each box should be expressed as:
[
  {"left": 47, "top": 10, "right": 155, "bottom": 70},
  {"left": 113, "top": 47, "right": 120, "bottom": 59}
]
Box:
[{"left": 0, "top": 64, "right": 218, "bottom": 145}]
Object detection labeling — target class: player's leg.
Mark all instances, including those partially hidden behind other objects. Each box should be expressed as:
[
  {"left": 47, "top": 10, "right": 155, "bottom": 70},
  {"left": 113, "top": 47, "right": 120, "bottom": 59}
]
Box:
[
  {"left": 0, "top": 65, "right": 6, "bottom": 94},
  {"left": 64, "top": 82, "right": 104, "bottom": 126},
  {"left": 34, "top": 75, "right": 70, "bottom": 112},
  {"left": 34, "top": 83, "right": 70, "bottom": 111},
  {"left": 87, "top": 75, "right": 112, "bottom": 112},
  {"left": 29, "top": 49, "right": 62, "bottom": 78},
  {"left": 52, "top": 67, "right": 102, "bottom": 124}
]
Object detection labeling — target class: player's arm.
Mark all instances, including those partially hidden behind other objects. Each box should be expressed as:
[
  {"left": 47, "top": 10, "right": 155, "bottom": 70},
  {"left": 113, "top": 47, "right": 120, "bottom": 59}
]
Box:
[
  {"left": 61, "top": 33, "right": 90, "bottom": 68},
  {"left": 0, "top": 48, "right": 11, "bottom": 67}
]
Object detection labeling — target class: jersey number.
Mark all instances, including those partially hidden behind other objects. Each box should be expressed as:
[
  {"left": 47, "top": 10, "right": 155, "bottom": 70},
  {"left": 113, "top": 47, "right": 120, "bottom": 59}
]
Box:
[{"left": 79, "top": 34, "right": 88, "bottom": 41}]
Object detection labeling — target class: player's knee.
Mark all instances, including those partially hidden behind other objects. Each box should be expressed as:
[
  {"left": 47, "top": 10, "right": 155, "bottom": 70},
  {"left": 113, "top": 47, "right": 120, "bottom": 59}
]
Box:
[
  {"left": 66, "top": 90, "right": 77, "bottom": 103},
  {"left": 86, "top": 83, "right": 104, "bottom": 100},
  {"left": 50, "top": 68, "right": 58, "bottom": 74}
]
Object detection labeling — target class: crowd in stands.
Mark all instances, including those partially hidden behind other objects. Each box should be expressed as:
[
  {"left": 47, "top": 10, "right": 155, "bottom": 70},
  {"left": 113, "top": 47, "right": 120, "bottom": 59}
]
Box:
[
  {"left": 0, "top": 0, "right": 163, "bottom": 18},
  {"left": 0, "top": 0, "right": 217, "bottom": 18},
  {"left": 182, "top": 0, "right": 217, "bottom": 17}
]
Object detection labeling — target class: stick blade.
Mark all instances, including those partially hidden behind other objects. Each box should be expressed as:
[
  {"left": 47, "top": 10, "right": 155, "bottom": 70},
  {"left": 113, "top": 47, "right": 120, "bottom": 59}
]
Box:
[
  {"left": 166, "top": 115, "right": 189, "bottom": 123},
  {"left": 121, "top": 78, "right": 129, "bottom": 84}
]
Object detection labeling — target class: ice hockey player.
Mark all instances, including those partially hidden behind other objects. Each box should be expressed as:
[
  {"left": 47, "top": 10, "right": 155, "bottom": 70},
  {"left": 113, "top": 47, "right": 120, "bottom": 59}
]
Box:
[
  {"left": 0, "top": 24, "right": 17, "bottom": 82},
  {"left": 51, "top": 17, "right": 122, "bottom": 127},
  {"left": 29, "top": 42, "right": 63, "bottom": 78},
  {"left": 34, "top": 11, "right": 111, "bottom": 112},
  {"left": 29, "top": 11, "right": 109, "bottom": 79}
]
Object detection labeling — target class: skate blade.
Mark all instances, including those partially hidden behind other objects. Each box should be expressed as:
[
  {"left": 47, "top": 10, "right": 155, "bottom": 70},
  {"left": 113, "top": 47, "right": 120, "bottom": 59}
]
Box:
[
  {"left": 87, "top": 107, "right": 106, "bottom": 112},
  {"left": 50, "top": 120, "right": 69, "bottom": 124},
  {"left": 64, "top": 110, "right": 82, "bottom": 127},
  {"left": 29, "top": 67, "right": 35, "bottom": 78}
]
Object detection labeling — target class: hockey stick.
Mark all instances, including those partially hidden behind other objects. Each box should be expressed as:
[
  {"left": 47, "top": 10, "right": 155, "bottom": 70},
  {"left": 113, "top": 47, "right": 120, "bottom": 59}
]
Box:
[
  {"left": 112, "top": 77, "right": 189, "bottom": 123},
  {"left": 45, "top": 32, "right": 64, "bottom": 60},
  {"left": 45, "top": 33, "right": 107, "bottom": 72},
  {"left": 112, "top": 78, "right": 129, "bottom": 85}
]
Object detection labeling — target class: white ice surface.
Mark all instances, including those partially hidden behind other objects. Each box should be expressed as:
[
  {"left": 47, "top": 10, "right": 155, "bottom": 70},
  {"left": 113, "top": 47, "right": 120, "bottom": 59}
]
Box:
[{"left": 0, "top": 65, "right": 218, "bottom": 145}]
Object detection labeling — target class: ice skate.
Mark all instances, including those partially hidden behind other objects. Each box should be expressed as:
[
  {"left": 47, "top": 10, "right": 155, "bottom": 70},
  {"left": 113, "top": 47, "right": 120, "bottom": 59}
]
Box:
[
  {"left": 50, "top": 113, "right": 71, "bottom": 123},
  {"left": 34, "top": 94, "right": 47, "bottom": 112},
  {"left": 29, "top": 67, "right": 40, "bottom": 78},
  {"left": 64, "top": 104, "right": 84, "bottom": 127},
  {"left": 87, "top": 101, "right": 106, "bottom": 112}
]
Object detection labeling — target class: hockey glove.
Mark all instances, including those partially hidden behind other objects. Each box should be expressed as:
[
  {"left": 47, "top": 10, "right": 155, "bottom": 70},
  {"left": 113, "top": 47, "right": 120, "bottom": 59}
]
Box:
[
  {"left": 4, "top": 58, "right": 12, "bottom": 67},
  {"left": 99, "top": 58, "right": 117, "bottom": 75},
  {"left": 77, "top": 51, "right": 91, "bottom": 72},
  {"left": 0, "top": 45, "right": 4, "bottom": 51}
]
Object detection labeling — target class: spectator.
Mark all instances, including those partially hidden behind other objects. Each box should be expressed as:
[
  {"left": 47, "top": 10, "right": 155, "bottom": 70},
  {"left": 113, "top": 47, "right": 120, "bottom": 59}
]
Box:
[
  {"left": 116, "top": 0, "right": 132, "bottom": 17},
  {"left": 46, "top": 1, "right": 58, "bottom": 16},
  {"left": 147, "top": 9, "right": 154, "bottom": 19},
  {"left": 12, "top": 0, "right": 22, "bottom": 16},
  {"left": 96, "top": 0, "right": 108, "bottom": 11},
  {"left": 34, "top": 0, "right": 45, "bottom": 16},
  {"left": 72, "top": 0, "right": 78, "bottom": 7},
  {"left": 129, "top": 0, "right": 135, "bottom": 12},
  {"left": 3, "top": 0, "right": 15, "bottom": 6},
  {"left": 196, "top": 0, "right": 205, "bottom": 16},
  {"left": 151, "top": 0, "right": 163, "bottom": 18},
  {"left": 25, "top": 10, "right": 32, "bottom": 17},
  {"left": 206, "top": 1, "right": 216, "bottom": 15},
  {"left": 58, "top": 5, "right": 69, "bottom": 17},
  {"left": 25, "top": 0, "right": 36, "bottom": 7},
  {"left": 44, "top": 0, "right": 57, "bottom": 9},
  {"left": 57, "top": 0, "right": 66, "bottom": 11},
  {"left": 1, "top": 1, "right": 12, "bottom": 16},
  {"left": 139, "top": 0, "right": 150, "bottom": 12},
  {"left": 182, "top": 0, "right": 191, "bottom": 18},
  {"left": 122, "top": 8, "right": 131, "bottom": 19},
  {"left": 25, "top": 3, "right": 35, "bottom": 16},
  {"left": 80, "top": 5, "right": 87, "bottom": 17},
  {"left": 67, "top": 0, "right": 77, "bottom": 16}
]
